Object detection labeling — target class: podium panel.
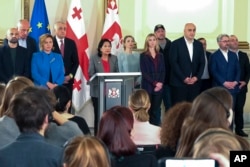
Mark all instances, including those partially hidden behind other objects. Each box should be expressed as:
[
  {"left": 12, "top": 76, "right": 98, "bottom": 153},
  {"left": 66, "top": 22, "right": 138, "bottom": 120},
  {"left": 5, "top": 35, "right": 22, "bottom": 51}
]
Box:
[{"left": 89, "top": 72, "right": 141, "bottom": 123}]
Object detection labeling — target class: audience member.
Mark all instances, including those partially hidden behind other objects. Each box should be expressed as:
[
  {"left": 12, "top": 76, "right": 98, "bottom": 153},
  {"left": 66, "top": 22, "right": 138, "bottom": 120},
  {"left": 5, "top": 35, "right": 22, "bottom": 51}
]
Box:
[
  {"left": 229, "top": 35, "right": 250, "bottom": 137},
  {"left": 154, "top": 24, "right": 172, "bottom": 111},
  {"left": 197, "top": 37, "right": 212, "bottom": 92},
  {"left": 52, "top": 85, "right": 91, "bottom": 135},
  {"left": 88, "top": 38, "right": 119, "bottom": 134},
  {"left": 176, "top": 87, "right": 233, "bottom": 157},
  {"left": 192, "top": 128, "right": 243, "bottom": 159},
  {"left": 0, "top": 87, "right": 62, "bottom": 167},
  {"left": 0, "top": 28, "right": 30, "bottom": 83},
  {"left": 169, "top": 23, "right": 205, "bottom": 105},
  {"left": 0, "top": 83, "right": 6, "bottom": 105},
  {"left": 129, "top": 89, "right": 161, "bottom": 145},
  {"left": 140, "top": 33, "right": 165, "bottom": 126},
  {"left": 53, "top": 21, "right": 79, "bottom": 97},
  {"left": 31, "top": 34, "right": 64, "bottom": 89},
  {"left": 97, "top": 106, "right": 157, "bottom": 167},
  {"left": 0, "top": 76, "right": 34, "bottom": 148},
  {"left": 156, "top": 102, "right": 192, "bottom": 159},
  {"left": 118, "top": 35, "right": 140, "bottom": 87},
  {"left": 63, "top": 136, "right": 111, "bottom": 167}
]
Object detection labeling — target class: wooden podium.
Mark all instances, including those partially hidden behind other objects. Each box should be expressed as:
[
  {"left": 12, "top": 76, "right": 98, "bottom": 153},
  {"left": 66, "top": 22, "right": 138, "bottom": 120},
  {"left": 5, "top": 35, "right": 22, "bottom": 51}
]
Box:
[{"left": 89, "top": 72, "right": 141, "bottom": 122}]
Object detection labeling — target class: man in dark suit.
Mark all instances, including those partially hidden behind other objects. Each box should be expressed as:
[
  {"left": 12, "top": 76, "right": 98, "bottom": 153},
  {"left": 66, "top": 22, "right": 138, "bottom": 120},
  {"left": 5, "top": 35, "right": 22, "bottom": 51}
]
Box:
[
  {"left": 169, "top": 23, "right": 205, "bottom": 105},
  {"left": 229, "top": 35, "right": 250, "bottom": 137},
  {"left": 209, "top": 34, "right": 240, "bottom": 130},
  {"left": 53, "top": 21, "right": 79, "bottom": 97},
  {"left": 154, "top": 24, "right": 172, "bottom": 111},
  {"left": 3, "top": 19, "right": 37, "bottom": 79},
  {"left": 197, "top": 37, "right": 212, "bottom": 92},
  {"left": 0, "top": 28, "right": 30, "bottom": 83}
]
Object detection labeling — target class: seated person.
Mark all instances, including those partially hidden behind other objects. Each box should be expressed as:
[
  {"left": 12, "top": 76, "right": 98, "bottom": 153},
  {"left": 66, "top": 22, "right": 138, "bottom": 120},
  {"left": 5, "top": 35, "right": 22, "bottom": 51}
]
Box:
[
  {"left": 52, "top": 85, "right": 91, "bottom": 135},
  {"left": 129, "top": 89, "right": 161, "bottom": 145},
  {"left": 0, "top": 87, "right": 62, "bottom": 167},
  {"left": 193, "top": 128, "right": 248, "bottom": 159},
  {"left": 63, "top": 136, "right": 110, "bottom": 167},
  {"left": 97, "top": 106, "right": 157, "bottom": 167},
  {"left": 156, "top": 102, "right": 192, "bottom": 159},
  {"left": 0, "top": 76, "right": 34, "bottom": 148}
]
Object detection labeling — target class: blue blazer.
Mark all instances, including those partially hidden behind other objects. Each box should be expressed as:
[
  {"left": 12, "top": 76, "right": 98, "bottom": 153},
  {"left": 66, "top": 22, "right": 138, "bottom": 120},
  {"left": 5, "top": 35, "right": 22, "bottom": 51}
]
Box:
[
  {"left": 31, "top": 51, "right": 65, "bottom": 87},
  {"left": 209, "top": 49, "right": 240, "bottom": 94}
]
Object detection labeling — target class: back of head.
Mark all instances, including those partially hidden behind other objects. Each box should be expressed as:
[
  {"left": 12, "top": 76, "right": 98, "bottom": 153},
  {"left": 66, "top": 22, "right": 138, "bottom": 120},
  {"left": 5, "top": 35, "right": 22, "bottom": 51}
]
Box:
[
  {"left": 128, "top": 89, "right": 150, "bottom": 122},
  {"left": 176, "top": 118, "right": 211, "bottom": 157},
  {"left": 63, "top": 136, "right": 110, "bottom": 167},
  {"left": 97, "top": 106, "right": 136, "bottom": 157},
  {"left": 160, "top": 102, "right": 192, "bottom": 150},
  {"left": 193, "top": 128, "right": 242, "bottom": 159},
  {"left": 0, "top": 83, "right": 6, "bottom": 106},
  {"left": 190, "top": 87, "right": 232, "bottom": 128},
  {"left": 8, "top": 87, "right": 56, "bottom": 133},
  {"left": 52, "top": 85, "right": 71, "bottom": 113},
  {"left": 0, "top": 76, "right": 34, "bottom": 117}
]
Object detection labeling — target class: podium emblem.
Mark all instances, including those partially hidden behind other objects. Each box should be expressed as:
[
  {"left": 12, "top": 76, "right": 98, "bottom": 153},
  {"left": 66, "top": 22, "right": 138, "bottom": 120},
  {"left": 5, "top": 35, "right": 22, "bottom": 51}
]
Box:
[{"left": 108, "top": 88, "right": 120, "bottom": 98}]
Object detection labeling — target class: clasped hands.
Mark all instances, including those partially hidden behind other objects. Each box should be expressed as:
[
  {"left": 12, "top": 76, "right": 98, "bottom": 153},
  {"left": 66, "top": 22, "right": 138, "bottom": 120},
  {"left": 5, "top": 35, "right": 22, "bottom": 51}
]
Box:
[
  {"left": 184, "top": 76, "right": 198, "bottom": 85},
  {"left": 154, "top": 82, "right": 163, "bottom": 92}
]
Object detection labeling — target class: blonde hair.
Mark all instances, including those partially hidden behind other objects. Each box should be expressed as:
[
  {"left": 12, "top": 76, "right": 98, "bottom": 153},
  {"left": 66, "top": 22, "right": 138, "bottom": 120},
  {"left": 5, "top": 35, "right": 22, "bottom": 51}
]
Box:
[
  {"left": 193, "top": 128, "right": 242, "bottom": 159},
  {"left": 39, "top": 33, "right": 53, "bottom": 51},
  {"left": 143, "top": 33, "right": 160, "bottom": 53},
  {"left": 128, "top": 89, "right": 150, "bottom": 122},
  {"left": 63, "top": 136, "right": 110, "bottom": 167}
]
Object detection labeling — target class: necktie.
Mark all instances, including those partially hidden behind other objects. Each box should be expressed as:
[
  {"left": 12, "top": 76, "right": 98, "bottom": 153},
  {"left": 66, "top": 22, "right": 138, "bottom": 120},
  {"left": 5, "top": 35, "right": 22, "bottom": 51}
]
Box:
[{"left": 60, "top": 39, "right": 64, "bottom": 57}]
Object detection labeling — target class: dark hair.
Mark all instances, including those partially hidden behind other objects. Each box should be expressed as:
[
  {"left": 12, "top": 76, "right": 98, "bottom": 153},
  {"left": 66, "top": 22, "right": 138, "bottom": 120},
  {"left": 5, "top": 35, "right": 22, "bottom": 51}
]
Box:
[
  {"left": 9, "top": 87, "right": 56, "bottom": 133},
  {"left": 0, "top": 76, "right": 34, "bottom": 117},
  {"left": 97, "top": 106, "right": 136, "bottom": 157},
  {"left": 176, "top": 87, "right": 232, "bottom": 157},
  {"left": 97, "top": 38, "right": 112, "bottom": 57},
  {"left": 52, "top": 85, "right": 71, "bottom": 112},
  {"left": 160, "top": 102, "right": 192, "bottom": 150}
]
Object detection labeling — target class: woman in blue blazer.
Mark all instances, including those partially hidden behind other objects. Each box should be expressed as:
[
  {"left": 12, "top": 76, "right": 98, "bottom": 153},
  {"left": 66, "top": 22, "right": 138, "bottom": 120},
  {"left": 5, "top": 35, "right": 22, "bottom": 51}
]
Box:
[{"left": 31, "top": 34, "right": 64, "bottom": 89}]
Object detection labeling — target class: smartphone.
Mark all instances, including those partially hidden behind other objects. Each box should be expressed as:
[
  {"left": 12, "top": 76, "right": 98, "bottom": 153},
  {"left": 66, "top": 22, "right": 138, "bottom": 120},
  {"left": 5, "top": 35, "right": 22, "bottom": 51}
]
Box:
[{"left": 165, "top": 158, "right": 219, "bottom": 167}]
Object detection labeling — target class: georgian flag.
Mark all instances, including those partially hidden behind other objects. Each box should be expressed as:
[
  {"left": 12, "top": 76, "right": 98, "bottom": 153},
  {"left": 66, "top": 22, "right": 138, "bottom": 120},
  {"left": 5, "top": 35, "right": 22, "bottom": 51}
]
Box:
[
  {"left": 102, "top": 0, "right": 123, "bottom": 56},
  {"left": 66, "top": 0, "right": 90, "bottom": 112}
]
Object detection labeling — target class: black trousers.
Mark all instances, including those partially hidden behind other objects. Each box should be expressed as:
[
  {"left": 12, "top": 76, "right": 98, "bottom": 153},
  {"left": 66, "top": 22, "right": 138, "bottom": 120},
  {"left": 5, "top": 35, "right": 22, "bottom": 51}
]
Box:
[
  {"left": 234, "top": 91, "right": 246, "bottom": 131},
  {"left": 91, "top": 97, "right": 99, "bottom": 135},
  {"left": 171, "top": 83, "right": 201, "bottom": 106}
]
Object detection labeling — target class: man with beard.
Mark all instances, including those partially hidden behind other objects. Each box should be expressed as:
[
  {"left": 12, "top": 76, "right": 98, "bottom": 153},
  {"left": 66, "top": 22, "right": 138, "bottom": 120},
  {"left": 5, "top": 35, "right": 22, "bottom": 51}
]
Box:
[{"left": 0, "top": 28, "right": 29, "bottom": 83}]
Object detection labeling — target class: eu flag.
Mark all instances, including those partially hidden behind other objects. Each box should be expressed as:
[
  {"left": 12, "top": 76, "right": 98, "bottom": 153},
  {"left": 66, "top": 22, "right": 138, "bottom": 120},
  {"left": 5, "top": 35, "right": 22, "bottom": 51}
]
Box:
[{"left": 29, "top": 0, "right": 50, "bottom": 47}]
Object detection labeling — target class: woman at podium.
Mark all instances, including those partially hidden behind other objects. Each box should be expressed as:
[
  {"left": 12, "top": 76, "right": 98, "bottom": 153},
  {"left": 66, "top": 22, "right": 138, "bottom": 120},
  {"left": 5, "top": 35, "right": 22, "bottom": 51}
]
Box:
[{"left": 88, "top": 38, "right": 119, "bottom": 135}]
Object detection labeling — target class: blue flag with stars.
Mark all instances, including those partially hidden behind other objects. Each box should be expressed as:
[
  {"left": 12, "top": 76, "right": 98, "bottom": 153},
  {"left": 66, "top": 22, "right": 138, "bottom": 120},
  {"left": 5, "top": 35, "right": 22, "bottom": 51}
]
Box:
[{"left": 29, "top": 0, "right": 50, "bottom": 47}]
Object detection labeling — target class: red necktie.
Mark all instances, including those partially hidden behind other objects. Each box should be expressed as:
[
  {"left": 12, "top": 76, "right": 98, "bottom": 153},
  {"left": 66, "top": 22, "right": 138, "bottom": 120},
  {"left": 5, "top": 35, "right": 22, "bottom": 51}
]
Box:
[{"left": 60, "top": 39, "right": 64, "bottom": 57}]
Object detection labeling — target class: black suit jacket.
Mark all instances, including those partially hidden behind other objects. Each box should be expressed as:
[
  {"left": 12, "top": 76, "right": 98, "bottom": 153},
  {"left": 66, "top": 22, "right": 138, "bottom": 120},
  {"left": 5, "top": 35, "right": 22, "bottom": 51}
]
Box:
[
  {"left": 238, "top": 50, "right": 250, "bottom": 93},
  {"left": 0, "top": 45, "right": 30, "bottom": 83},
  {"left": 52, "top": 37, "right": 79, "bottom": 78},
  {"left": 159, "top": 38, "right": 171, "bottom": 84},
  {"left": 169, "top": 37, "right": 205, "bottom": 87},
  {"left": 3, "top": 37, "right": 37, "bottom": 79}
]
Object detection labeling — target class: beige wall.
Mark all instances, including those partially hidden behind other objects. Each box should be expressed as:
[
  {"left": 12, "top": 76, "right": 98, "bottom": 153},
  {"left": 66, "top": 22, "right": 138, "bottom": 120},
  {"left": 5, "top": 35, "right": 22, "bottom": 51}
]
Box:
[{"left": 1, "top": 0, "right": 250, "bottom": 124}]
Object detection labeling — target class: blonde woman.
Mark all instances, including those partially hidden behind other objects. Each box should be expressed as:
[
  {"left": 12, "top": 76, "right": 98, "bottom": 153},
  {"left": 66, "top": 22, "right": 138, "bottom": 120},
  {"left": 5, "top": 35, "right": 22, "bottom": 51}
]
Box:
[
  {"left": 31, "top": 34, "right": 64, "bottom": 89},
  {"left": 63, "top": 136, "right": 110, "bottom": 167},
  {"left": 140, "top": 33, "right": 165, "bottom": 126},
  {"left": 129, "top": 89, "right": 161, "bottom": 145}
]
